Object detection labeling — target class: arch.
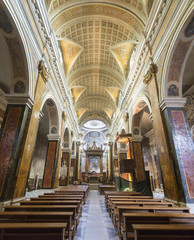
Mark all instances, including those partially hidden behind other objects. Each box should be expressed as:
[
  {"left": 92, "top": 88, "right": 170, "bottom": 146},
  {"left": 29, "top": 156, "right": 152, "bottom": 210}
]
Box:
[
  {"left": 63, "top": 127, "right": 70, "bottom": 148},
  {"left": 40, "top": 94, "right": 61, "bottom": 135},
  {"left": 130, "top": 95, "right": 152, "bottom": 134},
  {"left": 2, "top": 1, "right": 34, "bottom": 98},
  {"left": 131, "top": 95, "right": 152, "bottom": 137},
  {"left": 161, "top": 9, "right": 194, "bottom": 100}
]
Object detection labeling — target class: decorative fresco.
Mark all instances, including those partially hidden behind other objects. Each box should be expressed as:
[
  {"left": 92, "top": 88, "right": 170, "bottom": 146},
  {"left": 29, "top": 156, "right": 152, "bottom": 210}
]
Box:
[
  {"left": 0, "top": 5, "right": 13, "bottom": 34},
  {"left": 0, "top": 107, "right": 22, "bottom": 197},
  {"left": 184, "top": 17, "right": 194, "bottom": 38},
  {"left": 171, "top": 110, "right": 194, "bottom": 199},
  {"left": 52, "top": 4, "right": 144, "bottom": 34},
  {"left": 168, "top": 39, "right": 191, "bottom": 83},
  {"left": 168, "top": 84, "right": 179, "bottom": 96},
  {"left": 43, "top": 141, "right": 57, "bottom": 188},
  {"left": 89, "top": 156, "right": 100, "bottom": 173},
  {"left": 6, "top": 37, "right": 26, "bottom": 81}
]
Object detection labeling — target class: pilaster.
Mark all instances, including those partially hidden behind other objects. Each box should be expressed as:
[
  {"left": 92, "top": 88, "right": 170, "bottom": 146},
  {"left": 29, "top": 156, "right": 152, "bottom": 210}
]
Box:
[
  {"left": 160, "top": 98, "right": 194, "bottom": 204},
  {"left": 143, "top": 63, "right": 179, "bottom": 202},
  {"left": 13, "top": 60, "right": 49, "bottom": 199},
  {"left": 0, "top": 97, "right": 32, "bottom": 202}
]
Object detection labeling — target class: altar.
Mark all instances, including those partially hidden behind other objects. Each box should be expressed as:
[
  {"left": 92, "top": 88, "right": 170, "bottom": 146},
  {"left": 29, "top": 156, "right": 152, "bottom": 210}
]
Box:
[{"left": 84, "top": 140, "right": 104, "bottom": 182}]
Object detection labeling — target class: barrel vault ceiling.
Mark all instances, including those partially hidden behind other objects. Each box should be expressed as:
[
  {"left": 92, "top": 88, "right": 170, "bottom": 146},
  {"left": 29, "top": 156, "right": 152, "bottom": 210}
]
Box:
[{"left": 44, "top": 0, "right": 149, "bottom": 127}]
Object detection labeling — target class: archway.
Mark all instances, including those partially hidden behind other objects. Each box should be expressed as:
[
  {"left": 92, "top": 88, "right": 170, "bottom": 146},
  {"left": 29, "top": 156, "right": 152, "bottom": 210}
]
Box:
[
  {"left": 132, "top": 99, "right": 163, "bottom": 192},
  {"left": 28, "top": 98, "right": 59, "bottom": 190}
]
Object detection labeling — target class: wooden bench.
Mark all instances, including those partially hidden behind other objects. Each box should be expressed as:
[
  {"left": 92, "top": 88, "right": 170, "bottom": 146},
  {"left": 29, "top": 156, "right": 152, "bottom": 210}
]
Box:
[
  {"left": 107, "top": 198, "right": 164, "bottom": 213},
  {"left": 4, "top": 205, "right": 79, "bottom": 227},
  {"left": 20, "top": 200, "right": 82, "bottom": 216},
  {"left": 109, "top": 201, "right": 174, "bottom": 218},
  {"left": 122, "top": 212, "right": 194, "bottom": 240},
  {"left": 98, "top": 185, "right": 115, "bottom": 195},
  {"left": 0, "top": 222, "right": 67, "bottom": 240},
  {"left": 132, "top": 224, "right": 194, "bottom": 240},
  {"left": 0, "top": 211, "right": 73, "bottom": 240},
  {"left": 105, "top": 192, "right": 152, "bottom": 211},
  {"left": 114, "top": 206, "right": 190, "bottom": 236}
]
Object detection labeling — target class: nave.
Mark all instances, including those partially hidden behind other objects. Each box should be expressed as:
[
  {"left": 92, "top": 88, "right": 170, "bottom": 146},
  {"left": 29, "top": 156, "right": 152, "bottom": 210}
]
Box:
[
  {"left": 74, "top": 190, "right": 119, "bottom": 240},
  {"left": 1, "top": 184, "right": 194, "bottom": 239}
]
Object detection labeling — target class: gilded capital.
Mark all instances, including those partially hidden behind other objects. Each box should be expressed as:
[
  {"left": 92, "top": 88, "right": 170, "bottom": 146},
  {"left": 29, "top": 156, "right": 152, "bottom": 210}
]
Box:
[
  {"left": 143, "top": 63, "right": 157, "bottom": 85},
  {"left": 38, "top": 60, "right": 49, "bottom": 82}
]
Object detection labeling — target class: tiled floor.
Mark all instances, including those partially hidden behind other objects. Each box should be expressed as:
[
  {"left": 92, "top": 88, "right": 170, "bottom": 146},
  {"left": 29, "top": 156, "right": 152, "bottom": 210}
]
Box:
[{"left": 74, "top": 190, "right": 119, "bottom": 240}]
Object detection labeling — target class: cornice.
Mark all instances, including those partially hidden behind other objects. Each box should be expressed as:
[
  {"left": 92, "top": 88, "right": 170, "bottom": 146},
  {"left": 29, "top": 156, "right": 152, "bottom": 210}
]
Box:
[{"left": 30, "top": 0, "right": 80, "bottom": 136}]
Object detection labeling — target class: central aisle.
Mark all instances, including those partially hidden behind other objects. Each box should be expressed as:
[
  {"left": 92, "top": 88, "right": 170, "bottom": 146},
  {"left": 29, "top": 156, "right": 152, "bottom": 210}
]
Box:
[{"left": 74, "top": 190, "right": 119, "bottom": 240}]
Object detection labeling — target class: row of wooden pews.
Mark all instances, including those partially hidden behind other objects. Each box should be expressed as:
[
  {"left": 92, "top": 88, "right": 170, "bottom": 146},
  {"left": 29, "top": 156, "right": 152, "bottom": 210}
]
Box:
[
  {"left": 105, "top": 191, "right": 194, "bottom": 239},
  {"left": 0, "top": 185, "right": 89, "bottom": 240}
]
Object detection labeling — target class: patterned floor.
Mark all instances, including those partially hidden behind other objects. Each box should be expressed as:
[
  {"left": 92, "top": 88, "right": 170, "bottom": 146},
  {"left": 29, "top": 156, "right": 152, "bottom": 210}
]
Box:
[{"left": 74, "top": 190, "right": 119, "bottom": 240}]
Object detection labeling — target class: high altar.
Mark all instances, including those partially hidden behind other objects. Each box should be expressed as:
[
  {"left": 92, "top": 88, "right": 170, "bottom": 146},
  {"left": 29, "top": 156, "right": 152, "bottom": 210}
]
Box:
[{"left": 84, "top": 141, "right": 104, "bottom": 183}]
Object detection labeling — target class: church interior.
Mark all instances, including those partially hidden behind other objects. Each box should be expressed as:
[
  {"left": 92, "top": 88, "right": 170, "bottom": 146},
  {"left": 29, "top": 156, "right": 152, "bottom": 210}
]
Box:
[{"left": 0, "top": 0, "right": 194, "bottom": 239}]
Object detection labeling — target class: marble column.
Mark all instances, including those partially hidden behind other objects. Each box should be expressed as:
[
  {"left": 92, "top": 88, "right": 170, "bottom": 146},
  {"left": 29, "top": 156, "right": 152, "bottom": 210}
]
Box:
[
  {"left": 108, "top": 142, "right": 113, "bottom": 182},
  {"left": 100, "top": 155, "right": 103, "bottom": 182},
  {"left": 85, "top": 155, "right": 89, "bottom": 182},
  {"left": 160, "top": 98, "right": 194, "bottom": 204},
  {"left": 132, "top": 136, "right": 145, "bottom": 182},
  {"left": 53, "top": 111, "right": 66, "bottom": 188},
  {"left": 143, "top": 63, "right": 179, "bottom": 202},
  {"left": 0, "top": 97, "right": 32, "bottom": 203},
  {"left": 13, "top": 60, "right": 49, "bottom": 199},
  {"left": 74, "top": 141, "right": 80, "bottom": 181},
  {"left": 42, "top": 134, "right": 60, "bottom": 188}
]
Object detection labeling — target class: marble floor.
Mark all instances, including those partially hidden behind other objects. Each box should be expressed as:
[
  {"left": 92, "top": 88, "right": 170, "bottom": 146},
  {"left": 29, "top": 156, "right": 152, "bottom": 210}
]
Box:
[{"left": 74, "top": 190, "right": 119, "bottom": 240}]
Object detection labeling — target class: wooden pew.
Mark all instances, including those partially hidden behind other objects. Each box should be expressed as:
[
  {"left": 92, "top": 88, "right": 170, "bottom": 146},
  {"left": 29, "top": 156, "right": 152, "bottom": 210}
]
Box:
[
  {"left": 105, "top": 194, "right": 153, "bottom": 211},
  {"left": 0, "top": 222, "right": 67, "bottom": 240},
  {"left": 0, "top": 211, "right": 73, "bottom": 240},
  {"left": 4, "top": 205, "right": 79, "bottom": 227},
  {"left": 122, "top": 212, "right": 194, "bottom": 240},
  {"left": 109, "top": 201, "right": 174, "bottom": 218},
  {"left": 107, "top": 198, "right": 164, "bottom": 213},
  {"left": 37, "top": 195, "right": 84, "bottom": 204},
  {"left": 132, "top": 224, "right": 194, "bottom": 240},
  {"left": 55, "top": 185, "right": 89, "bottom": 202},
  {"left": 20, "top": 200, "right": 83, "bottom": 216},
  {"left": 98, "top": 185, "right": 115, "bottom": 195},
  {"left": 114, "top": 206, "right": 190, "bottom": 236}
]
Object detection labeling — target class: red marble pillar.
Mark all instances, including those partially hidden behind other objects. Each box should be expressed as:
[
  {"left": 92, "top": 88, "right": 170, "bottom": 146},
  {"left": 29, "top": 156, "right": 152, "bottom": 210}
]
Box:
[
  {"left": 143, "top": 63, "right": 179, "bottom": 202},
  {"left": 160, "top": 98, "right": 194, "bottom": 204},
  {"left": 132, "top": 139, "right": 146, "bottom": 182},
  {"left": 0, "top": 100, "right": 32, "bottom": 202},
  {"left": 42, "top": 136, "right": 60, "bottom": 189}
]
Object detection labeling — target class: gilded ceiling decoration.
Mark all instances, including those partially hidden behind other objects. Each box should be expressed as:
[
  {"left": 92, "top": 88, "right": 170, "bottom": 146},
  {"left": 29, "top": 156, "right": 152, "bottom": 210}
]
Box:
[{"left": 45, "top": 0, "right": 146, "bottom": 126}]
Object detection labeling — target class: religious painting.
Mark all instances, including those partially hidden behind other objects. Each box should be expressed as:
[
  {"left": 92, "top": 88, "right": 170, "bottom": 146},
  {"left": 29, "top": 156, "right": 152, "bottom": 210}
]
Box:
[{"left": 89, "top": 156, "right": 100, "bottom": 173}]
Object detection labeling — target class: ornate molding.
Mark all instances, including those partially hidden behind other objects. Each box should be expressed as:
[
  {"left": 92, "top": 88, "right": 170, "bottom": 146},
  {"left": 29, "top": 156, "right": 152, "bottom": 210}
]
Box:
[
  {"left": 143, "top": 63, "right": 157, "bottom": 85},
  {"left": 38, "top": 60, "right": 49, "bottom": 83},
  {"left": 159, "top": 97, "right": 186, "bottom": 111}
]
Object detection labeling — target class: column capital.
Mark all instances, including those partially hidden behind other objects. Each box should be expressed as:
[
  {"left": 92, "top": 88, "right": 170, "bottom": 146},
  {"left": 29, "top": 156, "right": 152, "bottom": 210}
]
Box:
[
  {"left": 6, "top": 95, "right": 34, "bottom": 109},
  {"left": 38, "top": 60, "right": 49, "bottom": 83},
  {"left": 159, "top": 97, "right": 186, "bottom": 111},
  {"left": 61, "top": 148, "right": 71, "bottom": 152},
  {"left": 131, "top": 135, "right": 143, "bottom": 142},
  {"left": 143, "top": 63, "right": 157, "bottom": 85},
  {"left": 47, "top": 134, "right": 61, "bottom": 141}
]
